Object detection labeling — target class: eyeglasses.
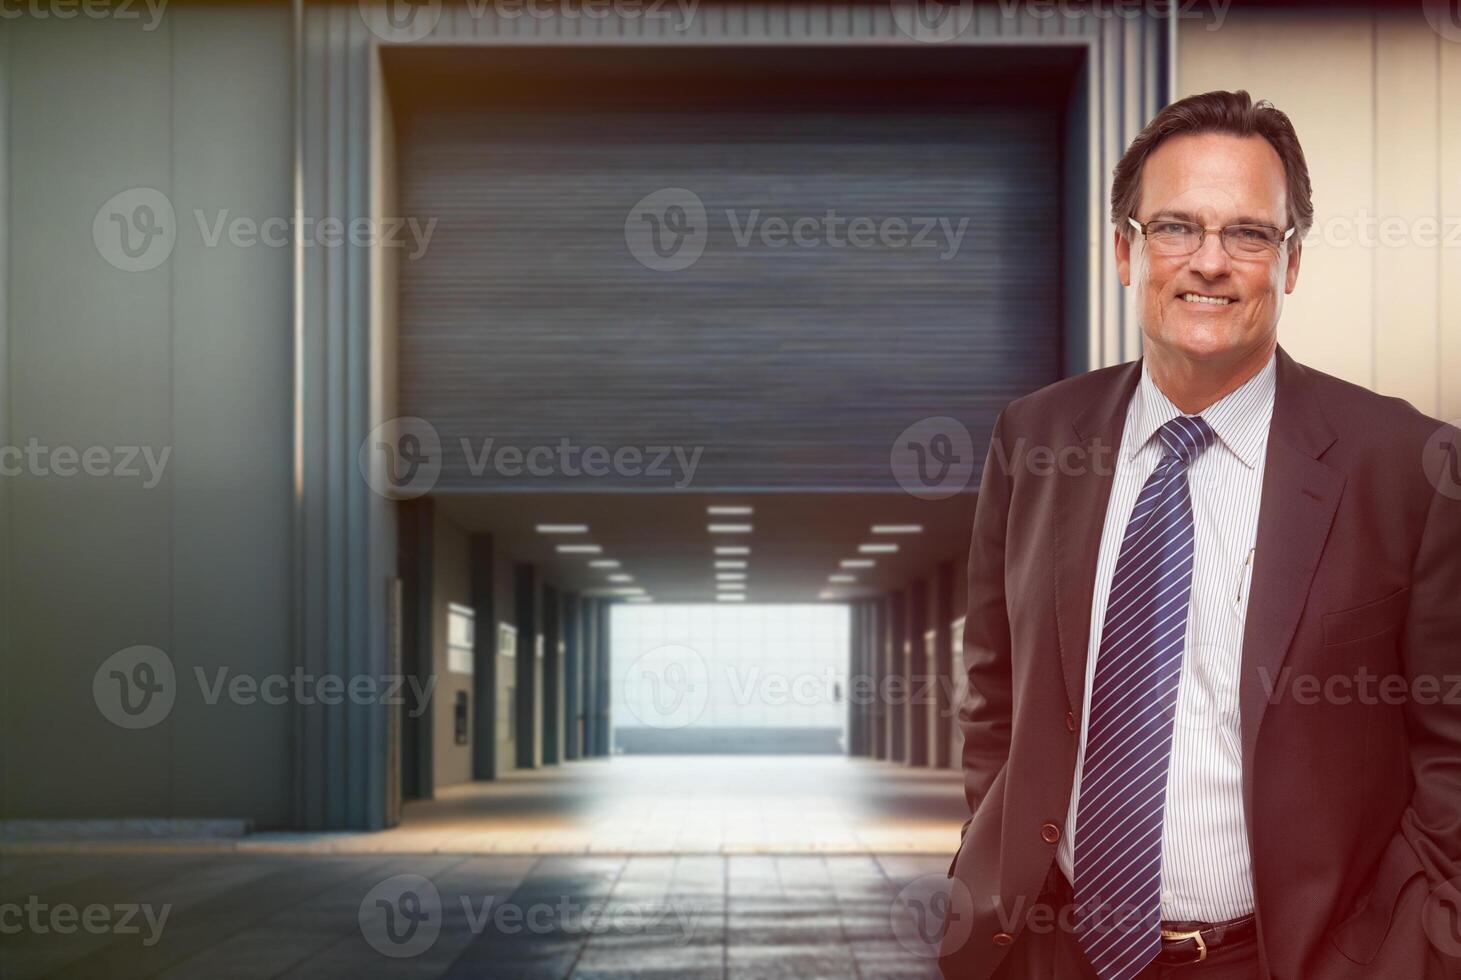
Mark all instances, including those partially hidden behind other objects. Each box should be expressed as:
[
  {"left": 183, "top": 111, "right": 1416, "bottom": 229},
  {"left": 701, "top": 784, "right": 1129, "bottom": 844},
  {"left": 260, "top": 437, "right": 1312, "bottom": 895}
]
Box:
[{"left": 1127, "top": 216, "right": 1295, "bottom": 260}]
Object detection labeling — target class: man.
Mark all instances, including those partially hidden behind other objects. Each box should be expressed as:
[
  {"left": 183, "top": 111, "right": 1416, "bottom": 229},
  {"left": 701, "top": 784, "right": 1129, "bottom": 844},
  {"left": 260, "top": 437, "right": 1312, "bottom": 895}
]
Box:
[{"left": 938, "top": 89, "right": 1461, "bottom": 980}]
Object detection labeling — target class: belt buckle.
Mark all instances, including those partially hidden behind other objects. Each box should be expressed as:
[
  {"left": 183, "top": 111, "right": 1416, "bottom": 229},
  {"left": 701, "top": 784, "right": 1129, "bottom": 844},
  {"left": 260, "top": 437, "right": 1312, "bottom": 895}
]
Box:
[{"left": 1159, "top": 926, "right": 1208, "bottom": 964}]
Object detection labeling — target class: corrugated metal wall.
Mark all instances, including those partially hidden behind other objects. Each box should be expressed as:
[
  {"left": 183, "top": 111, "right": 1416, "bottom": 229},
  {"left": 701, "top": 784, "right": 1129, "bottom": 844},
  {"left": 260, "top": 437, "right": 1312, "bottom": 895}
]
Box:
[{"left": 399, "top": 104, "right": 1063, "bottom": 490}]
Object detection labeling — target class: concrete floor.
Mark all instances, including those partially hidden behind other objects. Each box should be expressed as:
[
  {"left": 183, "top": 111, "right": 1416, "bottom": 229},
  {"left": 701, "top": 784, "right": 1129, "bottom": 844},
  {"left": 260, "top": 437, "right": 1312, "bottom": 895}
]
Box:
[{"left": 0, "top": 757, "right": 969, "bottom": 978}]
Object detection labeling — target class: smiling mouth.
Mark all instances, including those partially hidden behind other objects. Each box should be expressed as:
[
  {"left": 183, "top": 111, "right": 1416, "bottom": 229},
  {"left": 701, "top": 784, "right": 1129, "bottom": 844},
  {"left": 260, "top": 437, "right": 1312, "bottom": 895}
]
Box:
[{"left": 1178, "top": 292, "right": 1235, "bottom": 306}]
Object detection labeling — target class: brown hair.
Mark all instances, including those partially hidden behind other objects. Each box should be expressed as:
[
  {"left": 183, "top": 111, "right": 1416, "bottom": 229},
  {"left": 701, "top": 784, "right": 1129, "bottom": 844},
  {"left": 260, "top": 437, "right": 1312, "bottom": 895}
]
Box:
[{"left": 1111, "top": 89, "right": 1313, "bottom": 242}]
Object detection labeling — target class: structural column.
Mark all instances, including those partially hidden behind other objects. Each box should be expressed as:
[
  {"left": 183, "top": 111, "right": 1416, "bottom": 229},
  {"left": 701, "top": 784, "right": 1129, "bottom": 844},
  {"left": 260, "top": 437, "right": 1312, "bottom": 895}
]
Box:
[
  {"left": 907, "top": 579, "right": 929, "bottom": 767},
  {"left": 595, "top": 600, "right": 612, "bottom": 756},
  {"left": 932, "top": 560, "right": 955, "bottom": 769},
  {"left": 469, "top": 533, "right": 499, "bottom": 781},
  {"left": 563, "top": 594, "right": 581, "bottom": 761}
]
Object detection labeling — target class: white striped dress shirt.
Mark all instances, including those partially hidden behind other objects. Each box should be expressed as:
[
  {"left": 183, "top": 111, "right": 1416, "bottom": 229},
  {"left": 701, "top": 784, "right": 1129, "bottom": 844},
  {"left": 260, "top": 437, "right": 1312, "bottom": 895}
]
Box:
[{"left": 1055, "top": 349, "right": 1276, "bottom": 922}]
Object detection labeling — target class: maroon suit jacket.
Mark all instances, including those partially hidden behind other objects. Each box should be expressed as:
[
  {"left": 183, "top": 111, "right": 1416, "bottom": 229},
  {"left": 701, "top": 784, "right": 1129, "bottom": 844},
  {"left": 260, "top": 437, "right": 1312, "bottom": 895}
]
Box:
[{"left": 939, "top": 344, "right": 1461, "bottom": 979}]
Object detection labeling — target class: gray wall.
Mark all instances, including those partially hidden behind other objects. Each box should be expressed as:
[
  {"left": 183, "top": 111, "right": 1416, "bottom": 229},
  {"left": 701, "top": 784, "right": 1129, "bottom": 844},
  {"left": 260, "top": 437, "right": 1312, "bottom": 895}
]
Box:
[{"left": 1, "top": 5, "right": 295, "bottom": 825}]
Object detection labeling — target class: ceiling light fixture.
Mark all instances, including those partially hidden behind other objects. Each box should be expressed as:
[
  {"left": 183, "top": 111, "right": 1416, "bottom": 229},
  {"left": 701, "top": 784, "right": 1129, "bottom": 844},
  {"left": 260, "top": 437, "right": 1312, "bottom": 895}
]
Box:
[
  {"left": 536, "top": 523, "right": 588, "bottom": 534},
  {"left": 871, "top": 524, "right": 923, "bottom": 534}
]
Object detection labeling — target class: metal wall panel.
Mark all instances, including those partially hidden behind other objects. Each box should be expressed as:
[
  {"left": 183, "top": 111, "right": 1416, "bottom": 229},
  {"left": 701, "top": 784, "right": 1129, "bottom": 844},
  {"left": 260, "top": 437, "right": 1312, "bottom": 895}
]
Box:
[{"left": 399, "top": 104, "right": 1062, "bottom": 489}]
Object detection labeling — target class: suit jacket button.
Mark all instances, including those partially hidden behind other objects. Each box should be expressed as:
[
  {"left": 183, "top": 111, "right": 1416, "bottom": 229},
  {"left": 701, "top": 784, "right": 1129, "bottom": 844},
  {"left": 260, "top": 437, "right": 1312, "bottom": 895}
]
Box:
[
  {"left": 992, "top": 932, "right": 1015, "bottom": 946},
  {"left": 1041, "top": 822, "right": 1061, "bottom": 844},
  {"left": 1065, "top": 711, "right": 1076, "bottom": 732}
]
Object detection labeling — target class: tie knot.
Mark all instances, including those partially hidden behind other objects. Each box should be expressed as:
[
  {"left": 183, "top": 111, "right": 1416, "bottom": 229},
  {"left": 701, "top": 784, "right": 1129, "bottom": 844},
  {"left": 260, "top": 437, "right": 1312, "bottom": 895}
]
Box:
[{"left": 1158, "top": 415, "right": 1215, "bottom": 466}]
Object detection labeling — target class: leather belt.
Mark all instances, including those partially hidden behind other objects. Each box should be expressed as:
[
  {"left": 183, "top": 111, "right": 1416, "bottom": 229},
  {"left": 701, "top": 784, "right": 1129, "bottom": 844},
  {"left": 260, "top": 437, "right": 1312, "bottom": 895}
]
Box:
[{"left": 1041, "top": 866, "right": 1257, "bottom": 966}]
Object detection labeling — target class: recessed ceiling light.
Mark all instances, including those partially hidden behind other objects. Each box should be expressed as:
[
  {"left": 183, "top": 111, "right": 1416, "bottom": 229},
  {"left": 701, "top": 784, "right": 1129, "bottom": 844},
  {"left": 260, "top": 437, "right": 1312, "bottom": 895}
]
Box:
[
  {"left": 608, "top": 573, "right": 634, "bottom": 583},
  {"left": 715, "top": 546, "right": 750, "bottom": 556},
  {"left": 859, "top": 543, "right": 898, "bottom": 554},
  {"left": 556, "top": 544, "right": 602, "bottom": 554},
  {"left": 818, "top": 590, "right": 842, "bottom": 600},
  {"left": 716, "top": 572, "right": 746, "bottom": 581},
  {"left": 626, "top": 595, "right": 654, "bottom": 603},
  {"left": 536, "top": 523, "right": 588, "bottom": 534},
  {"left": 828, "top": 574, "right": 856, "bottom": 583},
  {"left": 717, "top": 582, "right": 746, "bottom": 591},
  {"left": 588, "top": 559, "right": 620, "bottom": 568},
  {"left": 841, "top": 559, "right": 875, "bottom": 568},
  {"left": 715, "top": 560, "right": 747, "bottom": 569},
  {"left": 871, "top": 524, "right": 923, "bottom": 534},
  {"left": 707, "top": 505, "right": 753, "bottom": 516},
  {"left": 611, "top": 586, "right": 645, "bottom": 595},
  {"left": 716, "top": 593, "right": 745, "bottom": 602},
  {"left": 707, "top": 523, "right": 752, "bottom": 534}
]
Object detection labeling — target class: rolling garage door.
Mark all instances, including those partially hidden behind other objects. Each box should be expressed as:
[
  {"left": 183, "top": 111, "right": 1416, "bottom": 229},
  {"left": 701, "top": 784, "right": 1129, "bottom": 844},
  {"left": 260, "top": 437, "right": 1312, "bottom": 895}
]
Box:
[{"left": 397, "top": 54, "right": 1064, "bottom": 491}]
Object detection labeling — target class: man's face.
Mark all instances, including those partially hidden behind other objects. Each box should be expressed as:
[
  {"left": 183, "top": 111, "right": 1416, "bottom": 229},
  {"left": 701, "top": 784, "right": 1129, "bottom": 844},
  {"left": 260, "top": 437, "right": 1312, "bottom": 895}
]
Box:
[{"left": 1116, "top": 132, "right": 1301, "bottom": 363}]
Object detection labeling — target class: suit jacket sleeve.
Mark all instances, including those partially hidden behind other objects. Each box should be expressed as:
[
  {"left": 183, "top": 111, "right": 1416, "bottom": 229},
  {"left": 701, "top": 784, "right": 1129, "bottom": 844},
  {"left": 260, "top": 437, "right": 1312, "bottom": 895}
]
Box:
[
  {"left": 956, "top": 408, "right": 1016, "bottom": 819},
  {"left": 1398, "top": 468, "right": 1461, "bottom": 895}
]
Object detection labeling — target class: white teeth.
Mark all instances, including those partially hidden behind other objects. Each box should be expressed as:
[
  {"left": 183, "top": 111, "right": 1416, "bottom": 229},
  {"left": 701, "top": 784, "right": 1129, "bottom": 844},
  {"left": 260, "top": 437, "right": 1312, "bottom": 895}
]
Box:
[{"left": 1181, "top": 293, "right": 1232, "bottom": 305}]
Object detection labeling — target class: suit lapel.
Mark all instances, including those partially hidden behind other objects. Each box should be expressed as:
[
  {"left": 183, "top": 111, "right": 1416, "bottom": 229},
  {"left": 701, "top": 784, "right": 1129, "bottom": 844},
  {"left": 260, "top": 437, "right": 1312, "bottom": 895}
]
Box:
[
  {"left": 1236, "top": 345, "right": 1342, "bottom": 806},
  {"left": 1052, "top": 357, "right": 1142, "bottom": 716}
]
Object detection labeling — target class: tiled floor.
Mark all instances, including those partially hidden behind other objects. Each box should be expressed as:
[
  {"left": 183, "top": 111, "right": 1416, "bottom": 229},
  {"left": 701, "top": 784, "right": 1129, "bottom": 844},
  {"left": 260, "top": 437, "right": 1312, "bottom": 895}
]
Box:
[
  {"left": 0, "top": 852, "right": 957, "bottom": 979},
  {"left": 1, "top": 757, "right": 969, "bottom": 977}
]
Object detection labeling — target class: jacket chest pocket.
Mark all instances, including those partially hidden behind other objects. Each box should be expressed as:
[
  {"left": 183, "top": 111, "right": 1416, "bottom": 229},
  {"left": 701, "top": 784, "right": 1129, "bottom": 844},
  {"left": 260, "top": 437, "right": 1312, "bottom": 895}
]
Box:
[{"left": 1321, "top": 586, "right": 1410, "bottom": 647}]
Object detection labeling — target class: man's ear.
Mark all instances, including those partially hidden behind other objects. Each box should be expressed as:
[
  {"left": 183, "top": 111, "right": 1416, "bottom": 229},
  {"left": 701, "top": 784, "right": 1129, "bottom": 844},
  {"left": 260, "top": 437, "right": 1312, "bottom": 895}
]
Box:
[
  {"left": 1284, "top": 242, "right": 1302, "bottom": 294},
  {"left": 1115, "top": 227, "right": 1133, "bottom": 286}
]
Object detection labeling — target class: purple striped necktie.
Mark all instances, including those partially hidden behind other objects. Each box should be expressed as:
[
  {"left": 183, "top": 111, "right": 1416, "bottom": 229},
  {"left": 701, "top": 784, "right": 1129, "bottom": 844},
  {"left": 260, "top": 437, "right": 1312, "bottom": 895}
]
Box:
[{"left": 1072, "top": 413, "right": 1216, "bottom": 980}]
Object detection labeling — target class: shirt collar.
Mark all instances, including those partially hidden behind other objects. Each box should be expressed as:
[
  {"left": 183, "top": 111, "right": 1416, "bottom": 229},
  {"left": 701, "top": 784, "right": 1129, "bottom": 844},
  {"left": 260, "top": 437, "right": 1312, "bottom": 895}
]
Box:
[{"left": 1127, "top": 348, "right": 1277, "bottom": 469}]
